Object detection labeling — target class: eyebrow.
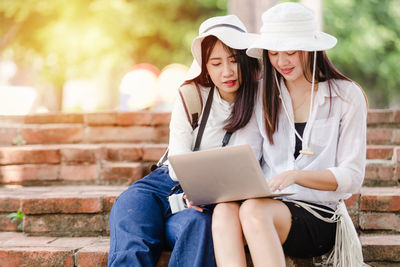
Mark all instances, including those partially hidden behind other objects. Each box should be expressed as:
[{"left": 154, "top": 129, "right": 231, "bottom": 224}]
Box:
[{"left": 209, "top": 55, "right": 236, "bottom": 61}]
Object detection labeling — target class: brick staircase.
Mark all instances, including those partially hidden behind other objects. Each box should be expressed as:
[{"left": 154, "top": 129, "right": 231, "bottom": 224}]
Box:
[{"left": 0, "top": 110, "right": 399, "bottom": 267}]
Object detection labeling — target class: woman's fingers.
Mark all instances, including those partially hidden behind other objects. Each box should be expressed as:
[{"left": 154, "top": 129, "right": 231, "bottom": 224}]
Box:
[{"left": 182, "top": 194, "right": 204, "bottom": 212}]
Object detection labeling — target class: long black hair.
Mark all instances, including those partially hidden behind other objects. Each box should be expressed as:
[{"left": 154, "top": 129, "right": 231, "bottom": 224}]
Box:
[{"left": 185, "top": 35, "right": 260, "bottom": 132}]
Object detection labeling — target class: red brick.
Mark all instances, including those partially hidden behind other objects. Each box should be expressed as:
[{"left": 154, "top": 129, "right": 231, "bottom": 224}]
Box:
[
  {"left": 100, "top": 163, "right": 142, "bottom": 182},
  {"left": 23, "top": 214, "right": 105, "bottom": 234},
  {"left": 367, "top": 109, "right": 394, "bottom": 125},
  {"left": 60, "top": 165, "right": 98, "bottom": 181},
  {"left": 0, "top": 165, "right": 59, "bottom": 183},
  {"left": 106, "top": 144, "right": 142, "bottom": 161},
  {"left": 60, "top": 145, "right": 105, "bottom": 163},
  {"left": 85, "top": 126, "right": 155, "bottom": 143},
  {"left": 394, "top": 110, "right": 400, "bottom": 123},
  {"left": 367, "top": 128, "right": 393, "bottom": 144},
  {"left": 361, "top": 195, "right": 400, "bottom": 211},
  {"left": 366, "top": 145, "right": 394, "bottom": 160},
  {"left": 360, "top": 212, "right": 400, "bottom": 231},
  {"left": 153, "top": 126, "right": 170, "bottom": 143},
  {"left": 152, "top": 112, "right": 171, "bottom": 126},
  {"left": 0, "top": 146, "right": 61, "bottom": 165},
  {"left": 361, "top": 187, "right": 400, "bottom": 211},
  {"left": 0, "top": 127, "right": 18, "bottom": 145},
  {"left": 117, "top": 112, "right": 153, "bottom": 126},
  {"left": 21, "top": 196, "right": 102, "bottom": 214},
  {"left": 24, "top": 113, "right": 84, "bottom": 124},
  {"left": 84, "top": 113, "right": 117, "bottom": 126},
  {"left": 20, "top": 125, "right": 84, "bottom": 144},
  {"left": 103, "top": 195, "right": 118, "bottom": 212},
  {"left": 396, "top": 147, "right": 400, "bottom": 163},
  {"left": 393, "top": 129, "right": 400, "bottom": 144},
  {"left": 75, "top": 241, "right": 109, "bottom": 267},
  {"left": 364, "top": 163, "right": 395, "bottom": 182},
  {"left": 0, "top": 197, "right": 20, "bottom": 212},
  {"left": 0, "top": 214, "right": 20, "bottom": 231},
  {"left": 142, "top": 145, "right": 168, "bottom": 161},
  {"left": 361, "top": 234, "right": 400, "bottom": 262},
  {"left": 344, "top": 194, "right": 359, "bottom": 209},
  {"left": 0, "top": 247, "right": 74, "bottom": 267}
]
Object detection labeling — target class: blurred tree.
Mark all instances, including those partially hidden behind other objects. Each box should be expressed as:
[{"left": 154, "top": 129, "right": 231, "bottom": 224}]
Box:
[
  {"left": 0, "top": 0, "right": 227, "bottom": 110},
  {"left": 324, "top": 0, "right": 400, "bottom": 108}
]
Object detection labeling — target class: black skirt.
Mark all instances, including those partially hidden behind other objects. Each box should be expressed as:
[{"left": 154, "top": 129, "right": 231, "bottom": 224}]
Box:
[{"left": 281, "top": 200, "right": 337, "bottom": 258}]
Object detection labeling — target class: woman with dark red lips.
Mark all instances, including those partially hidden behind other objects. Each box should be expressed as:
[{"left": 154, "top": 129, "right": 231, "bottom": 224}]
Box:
[{"left": 212, "top": 3, "right": 368, "bottom": 267}]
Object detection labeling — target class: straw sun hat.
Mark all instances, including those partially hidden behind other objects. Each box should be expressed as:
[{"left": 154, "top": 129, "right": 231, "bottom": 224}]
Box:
[
  {"left": 247, "top": 2, "right": 337, "bottom": 59},
  {"left": 185, "top": 14, "right": 258, "bottom": 80}
]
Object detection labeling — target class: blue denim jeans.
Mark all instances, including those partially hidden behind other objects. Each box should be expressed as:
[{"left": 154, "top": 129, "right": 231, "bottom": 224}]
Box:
[{"left": 108, "top": 166, "right": 216, "bottom": 267}]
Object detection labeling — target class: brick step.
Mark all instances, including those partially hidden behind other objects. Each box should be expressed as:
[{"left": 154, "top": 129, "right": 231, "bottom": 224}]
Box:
[
  {"left": 367, "top": 145, "right": 400, "bottom": 161},
  {"left": 0, "top": 185, "right": 127, "bottom": 236},
  {"left": 1, "top": 185, "right": 399, "bottom": 236},
  {"left": 365, "top": 160, "right": 400, "bottom": 187},
  {"left": 0, "top": 112, "right": 170, "bottom": 146},
  {"left": 0, "top": 232, "right": 398, "bottom": 267},
  {"left": 1, "top": 144, "right": 397, "bottom": 164},
  {"left": 358, "top": 187, "right": 400, "bottom": 232},
  {"left": 0, "top": 143, "right": 167, "bottom": 186}
]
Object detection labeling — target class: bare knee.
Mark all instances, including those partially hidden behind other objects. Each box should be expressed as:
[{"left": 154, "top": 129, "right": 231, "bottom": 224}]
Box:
[
  {"left": 239, "top": 199, "right": 276, "bottom": 230},
  {"left": 212, "top": 202, "right": 240, "bottom": 234}
]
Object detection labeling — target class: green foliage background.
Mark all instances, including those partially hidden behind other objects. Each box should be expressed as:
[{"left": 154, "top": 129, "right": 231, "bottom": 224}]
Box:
[
  {"left": 0, "top": 0, "right": 399, "bottom": 109},
  {"left": 324, "top": 0, "right": 400, "bottom": 108}
]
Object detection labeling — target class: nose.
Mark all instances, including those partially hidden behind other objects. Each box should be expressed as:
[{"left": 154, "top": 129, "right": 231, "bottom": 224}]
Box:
[
  {"left": 222, "top": 62, "right": 234, "bottom": 77},
  {"left": 277, "top": 53, "right": 288, "bottom": 67}
]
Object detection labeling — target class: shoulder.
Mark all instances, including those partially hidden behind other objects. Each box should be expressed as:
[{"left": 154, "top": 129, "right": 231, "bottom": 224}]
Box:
[
  {"left": 331, "top": 79, "right": 367, "bottom": 109},
  {"left": 331, "top": 79, "right": 368, "bottom": 117},
  {"left": 333, "top": 79, "right": 365, "bottom": 103}
]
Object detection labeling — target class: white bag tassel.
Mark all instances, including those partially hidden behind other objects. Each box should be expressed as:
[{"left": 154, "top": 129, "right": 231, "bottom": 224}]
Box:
[
  {"left": 325, "top": 200, "right": 369, "bottom": 267},
  {"left": 288, "top": 200, "right": 369, "bottom": 267}
]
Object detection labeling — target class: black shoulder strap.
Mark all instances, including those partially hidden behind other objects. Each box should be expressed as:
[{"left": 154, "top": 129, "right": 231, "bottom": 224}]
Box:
[
  {"left": 193, "top": 86, "right": 214, "bottom": 151},
  {"left": 152, "top": 86, "right": 214, "bottom": 170}
]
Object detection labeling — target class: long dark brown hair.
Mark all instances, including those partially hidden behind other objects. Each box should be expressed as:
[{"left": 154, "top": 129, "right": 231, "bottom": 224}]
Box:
[
  {"left": 185, "top": 35, "right": 260, "bottom": 132},
  {"left": 262, "top": 50, "right": 366, "bottom": 144}
]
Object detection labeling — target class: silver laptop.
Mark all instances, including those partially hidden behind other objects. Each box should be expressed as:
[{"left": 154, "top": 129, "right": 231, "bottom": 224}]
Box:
[{"left": 168, "top": 144, "right": 292, "bottom": 206}]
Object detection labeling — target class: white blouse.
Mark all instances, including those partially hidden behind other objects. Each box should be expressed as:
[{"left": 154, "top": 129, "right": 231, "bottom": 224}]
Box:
[
  {"left": 167, "top": 85, "right": 233, "bottom": 180},
  {"left": 232, "top": 79, "right": 367, "bottom": 206}
]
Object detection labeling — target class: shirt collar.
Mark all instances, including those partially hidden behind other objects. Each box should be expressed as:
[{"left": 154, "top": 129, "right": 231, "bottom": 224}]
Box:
[{"left": 214, "top": 87, "right": 234, "bottom": 110}]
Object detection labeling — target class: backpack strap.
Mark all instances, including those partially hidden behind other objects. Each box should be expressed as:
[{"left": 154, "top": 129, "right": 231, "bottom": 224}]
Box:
[
  {"left": 179, "top": 83, "right": 203, "bottom": 130},
  {"left": 151, "top": 84, "right": 209, "bottom": 171},
  {"left": 193, "top": 86, "right": 214, "bottom": 151}
]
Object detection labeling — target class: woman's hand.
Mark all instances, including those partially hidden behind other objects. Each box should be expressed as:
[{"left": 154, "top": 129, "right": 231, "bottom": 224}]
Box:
[
  {"left": 183, "top": 195, "right": 204, "bottom": 212},
  {"left": 267, "top": 170, "right": 298, "bottom": 192}
]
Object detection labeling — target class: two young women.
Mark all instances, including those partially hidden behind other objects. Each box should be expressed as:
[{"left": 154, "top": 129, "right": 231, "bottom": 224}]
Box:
[
  {"left": 213, "top": 2, "right": 367, "bottom": 267},
  {"left": 108, "top": 15, "right": 260, "bottom": 267}
]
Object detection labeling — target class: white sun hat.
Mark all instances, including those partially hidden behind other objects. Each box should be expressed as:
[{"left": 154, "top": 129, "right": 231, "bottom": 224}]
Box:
[
  {"left": 247, "top": 2, "right": 337, "bottom": 59},
  {"left": 185, "top": 14, "right": 258, "bottom": 80}
]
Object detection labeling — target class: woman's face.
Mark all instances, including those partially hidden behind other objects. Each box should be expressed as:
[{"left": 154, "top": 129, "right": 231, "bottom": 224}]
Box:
[
  {"left": 268, "top": 50, "right": 308, "bottom": 84},
  {"left": 206, "top": 40, "right": 240, "bottom": 103}
]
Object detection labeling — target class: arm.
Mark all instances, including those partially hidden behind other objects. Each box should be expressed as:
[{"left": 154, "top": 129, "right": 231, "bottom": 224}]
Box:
[
  {"left": 268, "top": 169, "right": 337, "bottom": 192},
  {"left": 329, "top": 83, "right": 367, "bottom": 194},
  {"left": 168, "top": 91, "right": 197, "bottom": 180},
  {"left": 269, "top": 82, "right": 367, "bottom": 193}
]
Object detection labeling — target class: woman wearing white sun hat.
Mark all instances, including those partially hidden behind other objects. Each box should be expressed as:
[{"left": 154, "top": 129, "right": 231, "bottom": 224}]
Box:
[
  {"left": 108, "top": 14, "right": 260, "bottom": 267},
  {"left": 212, "top": 2, "right": 368, "bottom": 267}
]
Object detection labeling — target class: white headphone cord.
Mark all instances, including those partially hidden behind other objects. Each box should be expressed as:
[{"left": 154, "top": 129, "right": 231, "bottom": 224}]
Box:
[{"left": 274, "top": 51, "right": 317, "bottom": 156}]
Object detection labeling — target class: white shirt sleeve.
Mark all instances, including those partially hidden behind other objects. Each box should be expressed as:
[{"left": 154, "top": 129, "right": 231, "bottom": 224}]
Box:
[
  {"left": 167, "top": 95, "right": 196, "bottom": 180},
  {"left": 328, "top": 83, "right": 367, "bottom": 194}
]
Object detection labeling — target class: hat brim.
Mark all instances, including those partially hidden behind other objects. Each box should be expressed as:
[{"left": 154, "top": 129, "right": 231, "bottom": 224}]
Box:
[
  {"left": 247, "top": 32, "right": 337, "bottom": 59},
  {"left": 191, "top": 28, "right": 259, "bottom": 67},
  {"left": 184, "top": 60, "right": 202, "bottom": 81}
]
